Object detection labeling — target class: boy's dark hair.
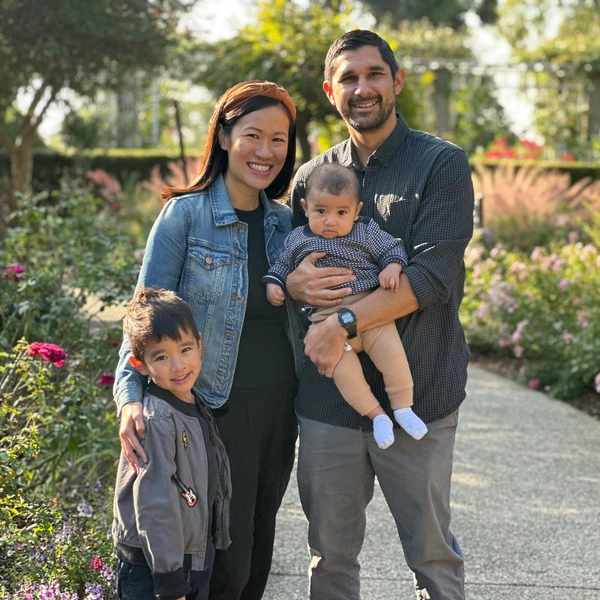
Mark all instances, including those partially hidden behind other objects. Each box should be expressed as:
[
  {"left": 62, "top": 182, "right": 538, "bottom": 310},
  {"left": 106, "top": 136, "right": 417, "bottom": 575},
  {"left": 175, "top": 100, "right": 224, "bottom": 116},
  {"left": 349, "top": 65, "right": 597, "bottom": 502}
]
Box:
[
  {"left": 324, "top": 30, "right": 399, "bottom": 83},
  {"left": 123, "top": 286, "right": 200, "bottom": 362},
  {"left": 305, "top": 163, "right": 359, "bottom": 201}
]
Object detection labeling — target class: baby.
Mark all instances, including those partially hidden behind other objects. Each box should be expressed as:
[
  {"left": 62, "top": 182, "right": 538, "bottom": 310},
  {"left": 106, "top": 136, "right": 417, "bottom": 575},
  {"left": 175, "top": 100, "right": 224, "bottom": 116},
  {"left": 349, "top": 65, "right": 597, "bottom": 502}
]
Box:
[{"left": 263, "top": 163, "right": 427, "bottom": 448}]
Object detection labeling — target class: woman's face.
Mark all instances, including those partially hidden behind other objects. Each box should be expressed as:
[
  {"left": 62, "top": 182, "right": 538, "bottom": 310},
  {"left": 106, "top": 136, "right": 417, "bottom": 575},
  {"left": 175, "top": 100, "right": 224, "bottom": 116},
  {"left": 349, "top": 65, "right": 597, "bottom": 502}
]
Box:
[{"left": 219, "top": 104, "right": 290, "bottom": 198}]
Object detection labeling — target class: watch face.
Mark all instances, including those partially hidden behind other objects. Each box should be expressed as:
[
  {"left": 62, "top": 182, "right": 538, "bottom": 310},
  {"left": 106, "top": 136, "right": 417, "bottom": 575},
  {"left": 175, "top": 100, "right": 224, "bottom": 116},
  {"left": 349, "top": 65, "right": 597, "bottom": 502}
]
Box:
[{"left": 340, "top": 313, "right": 353, "bottom": 325}]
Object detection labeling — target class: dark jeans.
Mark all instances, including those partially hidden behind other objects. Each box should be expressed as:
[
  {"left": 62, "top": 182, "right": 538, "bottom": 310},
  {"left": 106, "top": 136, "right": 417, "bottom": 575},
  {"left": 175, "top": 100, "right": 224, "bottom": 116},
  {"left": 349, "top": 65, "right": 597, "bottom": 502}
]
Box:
[
  {"left": 209, "top": 378, "right": 298, "bottom": 600},
  {"left": 116, "top": 544, "right": 215, "bottom": 600}
]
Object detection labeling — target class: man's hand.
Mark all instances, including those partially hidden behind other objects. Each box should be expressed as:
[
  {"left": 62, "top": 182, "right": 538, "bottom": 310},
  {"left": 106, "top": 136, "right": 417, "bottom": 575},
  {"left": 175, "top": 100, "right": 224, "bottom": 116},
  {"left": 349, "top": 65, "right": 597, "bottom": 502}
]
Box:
[
  {"left": 304, "top": 313, "right": 348, "bottom": 377},
  {"left": 286, "top": 252, "right": 355, "bottom": 307},
  {"left": 266, "top": 282, "right": 285, "bottom": 306},
  {"left": 119, "top": 402, "right": 148, "bottom": 472},
  {"left": 379, "top": 263, "right": 403, "bottom": 292}
]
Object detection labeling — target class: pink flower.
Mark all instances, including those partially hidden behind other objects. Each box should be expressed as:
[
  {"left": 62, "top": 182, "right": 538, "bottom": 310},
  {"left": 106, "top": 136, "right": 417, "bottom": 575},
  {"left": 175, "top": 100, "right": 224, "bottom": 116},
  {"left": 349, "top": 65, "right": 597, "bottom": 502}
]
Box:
[
  {"left": 28, "top": 342, "right": 67, "bottom": 367},
  {"left": 595, "top": 372, "right": 600, "bottom": 394},
  {"left": 2, "top": 264, "right": 25, "bottom": 282},
  {"left": 558, "top": 278, "right": 569, "bottom": 290},
  {"left": 90, "top": 556, "right": 103, "bottom": 570},
  {"left": 567, "top": 231, "right": 580, "bottom": 244},
  {"left": 529, "top": 378, "right": 540, "bottom": 390},
  {"left": 498, "top": 339, "right": 511, "bottom": 348},
  {"left": 530, "top": 247, "right": 543, "bottom": 261},
  {"left": 577, "top": 311, "right": 589, "bottom": 328},
  {"left": 514, "top": 346, "right": 524, "bottom": 358},
  {"left": 562, "top": 332, "right": 573, "bottom": 344},
  {"left": 99, "top": 374, "right": 115, "bottom": 387}
]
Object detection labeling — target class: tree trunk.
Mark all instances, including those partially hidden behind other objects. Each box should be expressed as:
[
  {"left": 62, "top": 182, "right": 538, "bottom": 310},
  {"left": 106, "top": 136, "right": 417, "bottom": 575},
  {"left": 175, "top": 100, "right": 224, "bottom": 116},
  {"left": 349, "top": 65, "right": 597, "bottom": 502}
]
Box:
[
  {"left": 6, "top": 140, "right": 34, "bottom": 217},
  {"left": 296, "top": 110, "right": 311, "bottom": 165}
]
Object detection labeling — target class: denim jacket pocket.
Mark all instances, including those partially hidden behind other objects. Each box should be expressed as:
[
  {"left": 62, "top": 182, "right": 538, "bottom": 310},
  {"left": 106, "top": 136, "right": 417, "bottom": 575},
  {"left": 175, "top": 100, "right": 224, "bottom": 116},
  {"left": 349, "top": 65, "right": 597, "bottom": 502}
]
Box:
[{"left": 186, "top": 241, "right": 231, "bottom": 301}]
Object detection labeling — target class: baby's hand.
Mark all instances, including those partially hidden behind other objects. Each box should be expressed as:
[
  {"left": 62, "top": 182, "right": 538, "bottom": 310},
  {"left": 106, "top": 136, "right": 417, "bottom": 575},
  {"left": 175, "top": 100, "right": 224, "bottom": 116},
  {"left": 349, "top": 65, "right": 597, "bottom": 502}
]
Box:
[
  {"left": 266, "top": 283, "right": 285, "bottom": 306},
  {"left": 379, "top": 263, "right": 403, "bottom": 292}
]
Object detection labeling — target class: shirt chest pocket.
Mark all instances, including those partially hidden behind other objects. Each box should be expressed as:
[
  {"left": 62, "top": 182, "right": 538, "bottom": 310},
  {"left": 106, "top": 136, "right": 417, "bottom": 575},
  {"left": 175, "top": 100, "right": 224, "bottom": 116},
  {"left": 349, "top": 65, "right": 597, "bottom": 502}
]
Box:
[{"left": 186, "top": 242, "right": 231, "bottom": 301}]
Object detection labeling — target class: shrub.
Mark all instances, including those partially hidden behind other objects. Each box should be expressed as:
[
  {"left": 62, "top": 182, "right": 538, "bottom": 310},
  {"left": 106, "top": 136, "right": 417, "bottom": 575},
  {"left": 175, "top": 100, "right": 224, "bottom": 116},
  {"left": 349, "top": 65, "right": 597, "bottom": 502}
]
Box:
[
  {"left": 0, "top": 341, "right": 116, "bottom": 598},
  {"left": 462, "top": 229, "right": 600, "bottom": 399}
]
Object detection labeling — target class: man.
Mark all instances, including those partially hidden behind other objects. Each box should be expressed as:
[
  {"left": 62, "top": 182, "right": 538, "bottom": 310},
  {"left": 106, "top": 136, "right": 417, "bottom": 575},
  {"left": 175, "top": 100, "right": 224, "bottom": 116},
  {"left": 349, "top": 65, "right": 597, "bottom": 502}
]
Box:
[{"left": 285, "top": 30, "right": 474, "bottom": 600}]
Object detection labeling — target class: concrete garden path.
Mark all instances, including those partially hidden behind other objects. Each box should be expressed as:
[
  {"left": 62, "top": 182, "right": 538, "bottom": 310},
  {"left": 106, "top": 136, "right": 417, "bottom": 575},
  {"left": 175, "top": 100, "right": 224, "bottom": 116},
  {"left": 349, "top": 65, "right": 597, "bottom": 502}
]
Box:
[{"left": 263, "top": 365, "right": 600, "bottom": 599}]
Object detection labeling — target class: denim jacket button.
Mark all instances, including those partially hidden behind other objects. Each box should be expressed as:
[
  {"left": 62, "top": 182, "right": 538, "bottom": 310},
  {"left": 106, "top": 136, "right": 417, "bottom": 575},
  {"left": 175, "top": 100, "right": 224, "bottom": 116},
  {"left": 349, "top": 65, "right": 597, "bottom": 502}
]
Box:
[{"left": 205, "top": 256, "right": 213, "bottom": 265}]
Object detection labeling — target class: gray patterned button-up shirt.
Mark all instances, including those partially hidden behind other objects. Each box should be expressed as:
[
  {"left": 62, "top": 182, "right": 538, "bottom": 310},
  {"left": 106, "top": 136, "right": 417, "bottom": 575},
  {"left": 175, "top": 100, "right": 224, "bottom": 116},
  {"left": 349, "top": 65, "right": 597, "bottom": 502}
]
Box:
[
  {"left": 291, "top": 115, "right": 474, "bottom": 427},
  {"left": 263, "top": 217, "right": 408, "bottom": 306}
]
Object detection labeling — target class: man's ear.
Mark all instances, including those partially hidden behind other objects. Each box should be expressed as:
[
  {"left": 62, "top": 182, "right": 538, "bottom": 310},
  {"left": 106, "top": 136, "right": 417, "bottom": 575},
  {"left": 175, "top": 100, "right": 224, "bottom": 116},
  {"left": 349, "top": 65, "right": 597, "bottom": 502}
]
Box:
[
  {"left": 323, "top": 81, "right": 336, "bottom": 107},
  {"left": 393, "top": 68, "right": 406, "bottom": 96},
  {"left": 300, "top": 198, "right": 309, "bottom": 216},
  {"left": 129, "top": 355, "right": 149, "bottom": 375}
]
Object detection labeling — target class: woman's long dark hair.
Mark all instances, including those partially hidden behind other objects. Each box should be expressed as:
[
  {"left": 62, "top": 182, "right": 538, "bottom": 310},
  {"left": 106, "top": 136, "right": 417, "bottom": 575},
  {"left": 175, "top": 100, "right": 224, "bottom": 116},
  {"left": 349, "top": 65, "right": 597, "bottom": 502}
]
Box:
[{"left": 161, "top": 81, "right": 297, "bottom": 202}]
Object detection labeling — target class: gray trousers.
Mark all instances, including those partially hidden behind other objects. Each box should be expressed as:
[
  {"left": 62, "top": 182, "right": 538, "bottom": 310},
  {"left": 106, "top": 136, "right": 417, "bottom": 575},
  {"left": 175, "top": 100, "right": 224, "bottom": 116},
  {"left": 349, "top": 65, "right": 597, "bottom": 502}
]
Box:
[{"left": 297, "top": 411, "right": 464, "bottom": 600}]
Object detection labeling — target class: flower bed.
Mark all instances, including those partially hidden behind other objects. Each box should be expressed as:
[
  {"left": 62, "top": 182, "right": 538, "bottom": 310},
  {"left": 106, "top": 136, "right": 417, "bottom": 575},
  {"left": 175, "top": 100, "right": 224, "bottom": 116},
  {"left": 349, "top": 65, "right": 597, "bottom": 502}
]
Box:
[{"left": 461, "top": 230, "right": 600, "bottom": 400}]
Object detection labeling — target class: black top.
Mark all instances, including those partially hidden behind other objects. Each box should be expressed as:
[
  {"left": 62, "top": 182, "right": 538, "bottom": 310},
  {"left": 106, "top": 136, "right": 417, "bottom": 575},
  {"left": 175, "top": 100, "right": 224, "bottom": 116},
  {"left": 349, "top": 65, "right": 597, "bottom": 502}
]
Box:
[
  {"left": 232, "top": 204, "right": 295, "bottom": 389},
  {"left": 291, "top": 115, "right": 474, "bottom": 427}
]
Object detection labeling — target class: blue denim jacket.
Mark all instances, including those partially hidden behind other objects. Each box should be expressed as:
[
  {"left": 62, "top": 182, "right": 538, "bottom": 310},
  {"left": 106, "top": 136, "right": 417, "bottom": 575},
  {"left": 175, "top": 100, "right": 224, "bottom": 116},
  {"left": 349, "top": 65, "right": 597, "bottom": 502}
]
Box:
[{"left": 114, "top": 175, "right": 305, "bottom": 410}]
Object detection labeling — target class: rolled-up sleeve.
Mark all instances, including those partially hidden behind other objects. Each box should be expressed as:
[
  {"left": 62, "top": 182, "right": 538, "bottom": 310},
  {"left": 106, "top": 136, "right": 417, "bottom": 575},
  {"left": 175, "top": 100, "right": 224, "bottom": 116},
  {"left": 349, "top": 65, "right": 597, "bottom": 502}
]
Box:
[{"left": 403, "top": 147, "right": 474, "bottom": 309}]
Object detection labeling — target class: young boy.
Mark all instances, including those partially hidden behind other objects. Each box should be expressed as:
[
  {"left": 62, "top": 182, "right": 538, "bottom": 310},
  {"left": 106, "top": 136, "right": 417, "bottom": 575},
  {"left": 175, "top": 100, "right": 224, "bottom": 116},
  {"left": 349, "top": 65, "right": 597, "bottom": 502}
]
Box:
[
  {"left": 263, "top": 163, "right": 427, "bottom": 449},
  {"left": 112, "top": 286, "right": 231, "bottom": 600}
]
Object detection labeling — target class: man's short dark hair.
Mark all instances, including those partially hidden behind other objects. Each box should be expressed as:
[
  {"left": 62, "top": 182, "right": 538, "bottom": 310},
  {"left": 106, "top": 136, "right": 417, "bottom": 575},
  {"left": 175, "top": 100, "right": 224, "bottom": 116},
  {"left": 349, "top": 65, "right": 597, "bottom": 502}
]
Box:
[
  {"left": 123, "top": 286, "right": 200, "bottom": 362},
  {"left": 305, "top": 163, "right": 359, "bottom": 201},
  {"left": 324, "top": 29, "right": 399, "bottom": 83}
]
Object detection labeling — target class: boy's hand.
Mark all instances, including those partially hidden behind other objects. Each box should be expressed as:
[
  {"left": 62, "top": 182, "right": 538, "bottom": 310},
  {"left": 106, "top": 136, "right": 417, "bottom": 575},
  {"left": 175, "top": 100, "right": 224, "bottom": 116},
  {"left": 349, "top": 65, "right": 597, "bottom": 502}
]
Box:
[
  {"left": 379, "top": 263, "right": 403, "bottom": 292},
  {"left": 266, "top": 282, "right": 285, "bottom": 306},
  {"left": 119, "top": 401, "right": 148, "bottom": 473}
]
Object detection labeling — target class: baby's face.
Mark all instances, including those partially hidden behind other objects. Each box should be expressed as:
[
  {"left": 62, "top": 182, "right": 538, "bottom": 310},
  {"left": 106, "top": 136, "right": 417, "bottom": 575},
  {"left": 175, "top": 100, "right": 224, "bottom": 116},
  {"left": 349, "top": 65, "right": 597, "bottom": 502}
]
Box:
[{"left": 301, "top": 190, "right": 362, "bottom": 239}]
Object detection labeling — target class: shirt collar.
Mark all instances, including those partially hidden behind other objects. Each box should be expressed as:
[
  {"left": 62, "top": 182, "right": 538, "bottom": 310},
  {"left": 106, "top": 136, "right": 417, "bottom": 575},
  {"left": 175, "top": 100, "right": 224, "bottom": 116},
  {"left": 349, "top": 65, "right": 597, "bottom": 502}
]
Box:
[{"left": 348, "top": 114, "right": 410, "bottom": 169}]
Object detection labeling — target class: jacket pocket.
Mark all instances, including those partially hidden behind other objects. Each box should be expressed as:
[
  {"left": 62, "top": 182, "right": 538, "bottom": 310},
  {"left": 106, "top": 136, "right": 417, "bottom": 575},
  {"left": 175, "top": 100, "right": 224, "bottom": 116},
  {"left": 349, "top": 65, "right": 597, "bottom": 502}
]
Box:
[{"left": 186, "top": 241, "right": 231, "bottom": 301}]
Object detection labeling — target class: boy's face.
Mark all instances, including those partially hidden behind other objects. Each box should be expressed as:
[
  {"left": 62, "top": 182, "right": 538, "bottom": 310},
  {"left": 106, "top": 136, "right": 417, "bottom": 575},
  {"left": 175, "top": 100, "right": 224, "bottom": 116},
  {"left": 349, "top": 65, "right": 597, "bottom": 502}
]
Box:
[
  {"left": 301, "top": 189, "right": 362, "bottom": 239},
  {"left": 131, "top": 329, "right": 202, "bottom": 403}
]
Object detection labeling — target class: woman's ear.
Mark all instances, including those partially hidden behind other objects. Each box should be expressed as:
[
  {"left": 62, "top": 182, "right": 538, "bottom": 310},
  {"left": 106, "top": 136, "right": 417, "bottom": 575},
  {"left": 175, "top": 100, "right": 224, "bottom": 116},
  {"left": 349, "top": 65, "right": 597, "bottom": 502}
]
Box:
[
  {"left": 217, "top": 125, "right": 229, "bottom": 151},
  {"left": 129, "top": 355, "right": 149, "bottom": 375}
]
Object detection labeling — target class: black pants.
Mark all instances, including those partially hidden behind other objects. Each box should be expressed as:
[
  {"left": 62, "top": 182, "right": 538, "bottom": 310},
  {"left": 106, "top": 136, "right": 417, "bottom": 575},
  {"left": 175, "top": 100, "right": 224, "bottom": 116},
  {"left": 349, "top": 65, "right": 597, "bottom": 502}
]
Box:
[
  {"left": 116, "top": 545, "right": 214, "bottom": 600},
  {"left": 209, "top": 378, "right": 298, "bottom": 600}
]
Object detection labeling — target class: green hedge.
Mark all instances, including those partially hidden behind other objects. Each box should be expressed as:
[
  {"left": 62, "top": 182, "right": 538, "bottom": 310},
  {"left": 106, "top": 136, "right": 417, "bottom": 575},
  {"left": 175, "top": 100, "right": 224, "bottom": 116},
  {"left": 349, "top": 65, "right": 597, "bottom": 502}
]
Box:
[
  {"left": 470, "top": 158, "right": 600, "bottom": 184},
  {"left": 1, "top": 151, "right": 599, "bottom": 192},
  {"left": 0, "top": 149, "right": 202, "bottom": 191}
]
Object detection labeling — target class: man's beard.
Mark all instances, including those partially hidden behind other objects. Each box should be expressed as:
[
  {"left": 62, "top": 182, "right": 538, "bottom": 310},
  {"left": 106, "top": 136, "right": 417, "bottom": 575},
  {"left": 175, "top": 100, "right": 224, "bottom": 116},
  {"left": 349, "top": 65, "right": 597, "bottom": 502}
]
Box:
[{"left": 341, "top": 94, "right": 396, "bottom": 133}]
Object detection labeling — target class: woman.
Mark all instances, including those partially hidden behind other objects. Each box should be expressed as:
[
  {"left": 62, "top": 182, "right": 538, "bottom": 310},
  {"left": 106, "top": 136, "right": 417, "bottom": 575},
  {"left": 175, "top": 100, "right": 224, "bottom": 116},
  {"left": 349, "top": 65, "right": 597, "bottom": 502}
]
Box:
[{"left": 114, "top": 81, "right": 304, "bottom": 600}]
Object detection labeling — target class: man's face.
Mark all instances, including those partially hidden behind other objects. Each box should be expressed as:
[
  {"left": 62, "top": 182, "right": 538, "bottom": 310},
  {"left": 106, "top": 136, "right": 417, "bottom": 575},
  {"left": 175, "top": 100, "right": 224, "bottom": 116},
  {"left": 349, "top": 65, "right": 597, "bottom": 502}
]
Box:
[{"left": 323, "top": 45, "right": 404, "bottom": 134}]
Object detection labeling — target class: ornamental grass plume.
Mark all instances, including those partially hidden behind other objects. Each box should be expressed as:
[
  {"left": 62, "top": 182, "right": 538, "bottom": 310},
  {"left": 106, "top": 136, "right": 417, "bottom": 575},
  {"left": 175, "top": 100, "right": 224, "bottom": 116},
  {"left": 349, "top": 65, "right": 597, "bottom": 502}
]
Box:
[{"left": 27, "top": 342, "right": 68, "bottom": 367}]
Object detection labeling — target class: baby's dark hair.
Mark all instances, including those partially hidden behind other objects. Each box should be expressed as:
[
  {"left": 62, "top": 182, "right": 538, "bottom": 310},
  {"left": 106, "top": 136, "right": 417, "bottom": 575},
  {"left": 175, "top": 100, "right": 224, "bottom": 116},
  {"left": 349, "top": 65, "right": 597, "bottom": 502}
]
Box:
[
  {"left": 123, "top": 286, "right": 200, "bottom": 362},
  {"left": 304, "top": 163, "right": 359, "bottom": 202}
]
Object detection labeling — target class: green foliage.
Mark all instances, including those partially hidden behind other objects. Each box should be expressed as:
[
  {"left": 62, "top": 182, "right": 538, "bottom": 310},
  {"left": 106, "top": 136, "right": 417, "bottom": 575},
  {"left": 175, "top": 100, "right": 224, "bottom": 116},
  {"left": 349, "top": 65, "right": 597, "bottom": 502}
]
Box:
[
  {"left": 0, "top": 183, "right": 138, "bottom": 595},
  {"left": 453, "top": 76, "right": 514, "bottom": 155},
  {"left": 462, "top": 231, "right": 600, "bottom": 399},
  {"left": 363, "top": 0, "right": 498, "bottom": 28}
]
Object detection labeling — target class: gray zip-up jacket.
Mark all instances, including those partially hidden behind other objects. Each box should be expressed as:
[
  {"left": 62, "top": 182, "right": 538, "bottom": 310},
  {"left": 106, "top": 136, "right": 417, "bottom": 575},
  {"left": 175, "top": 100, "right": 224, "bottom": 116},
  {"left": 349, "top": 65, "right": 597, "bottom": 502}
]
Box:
[{"left": 113, "top": 382, "right": 231, "bottom": 598}]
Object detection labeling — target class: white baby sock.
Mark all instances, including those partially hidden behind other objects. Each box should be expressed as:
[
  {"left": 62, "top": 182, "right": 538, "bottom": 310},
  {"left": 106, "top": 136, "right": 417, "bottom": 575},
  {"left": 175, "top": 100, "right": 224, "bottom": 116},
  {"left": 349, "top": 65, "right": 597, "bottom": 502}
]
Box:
[
  {"left": 373, "top": 414, "right": 395, "bottom": 449},
  {"left": 393, "top": 408, "right": 428, "bottom": 440}
]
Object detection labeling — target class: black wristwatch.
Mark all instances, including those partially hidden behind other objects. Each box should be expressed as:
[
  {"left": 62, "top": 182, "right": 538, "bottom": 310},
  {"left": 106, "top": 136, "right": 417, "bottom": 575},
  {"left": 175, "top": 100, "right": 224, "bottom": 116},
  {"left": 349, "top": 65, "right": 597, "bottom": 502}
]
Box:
[{"left": 337, "top": 308, "right": 357, "bottom": 339}]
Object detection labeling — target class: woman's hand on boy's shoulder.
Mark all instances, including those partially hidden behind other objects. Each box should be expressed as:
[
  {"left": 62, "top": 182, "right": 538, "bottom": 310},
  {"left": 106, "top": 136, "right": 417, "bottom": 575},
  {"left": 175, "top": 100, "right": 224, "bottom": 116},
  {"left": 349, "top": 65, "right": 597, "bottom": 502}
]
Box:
[{"left": 119, "top": 401, "right": 148, "bottom": 473}]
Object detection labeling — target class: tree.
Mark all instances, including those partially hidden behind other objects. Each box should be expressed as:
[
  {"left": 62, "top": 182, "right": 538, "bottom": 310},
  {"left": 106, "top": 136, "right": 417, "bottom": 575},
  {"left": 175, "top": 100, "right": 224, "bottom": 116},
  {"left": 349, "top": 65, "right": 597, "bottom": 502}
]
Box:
[
  {"left": 0, "top": 0, "right": 196, "bottom": 216},
  {"left": 193, "top": 0, "right": 425, "bottom": 163},
  {"left": 361, "top": 0, "right": 498, "bottom": 28}
]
